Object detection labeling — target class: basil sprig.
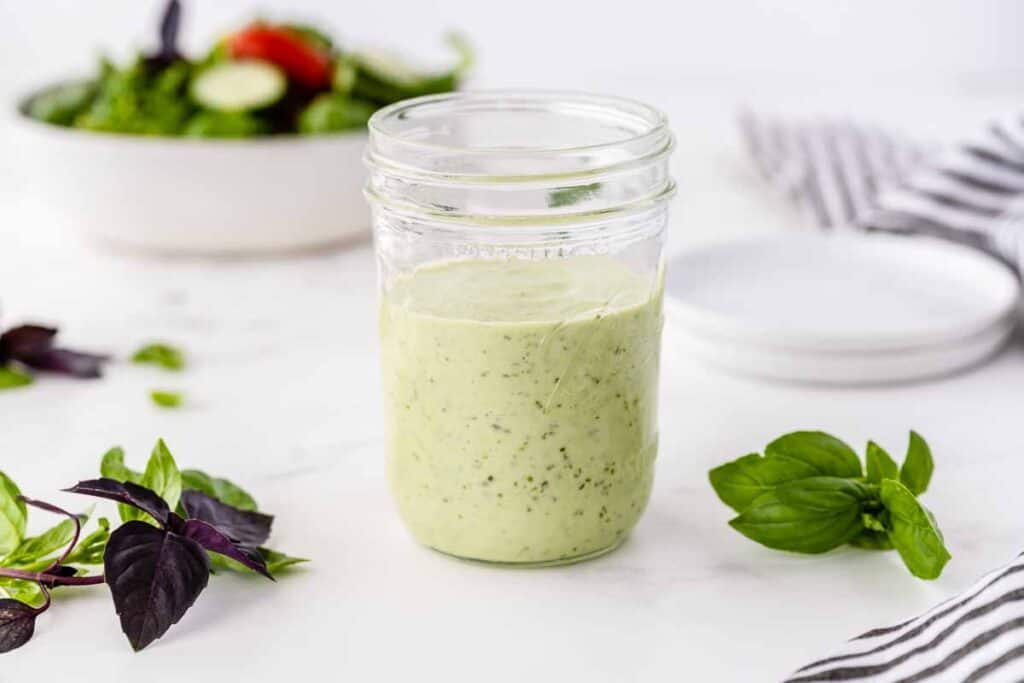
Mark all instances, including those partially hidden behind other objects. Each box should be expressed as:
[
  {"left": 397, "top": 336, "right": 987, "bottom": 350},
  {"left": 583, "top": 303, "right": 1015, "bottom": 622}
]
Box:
[
  {"left": 709, "top": 431, "right": 950, "bottom": 580},
  {"left": 0, "top": 440, "right": 308, "bottom": 654}
]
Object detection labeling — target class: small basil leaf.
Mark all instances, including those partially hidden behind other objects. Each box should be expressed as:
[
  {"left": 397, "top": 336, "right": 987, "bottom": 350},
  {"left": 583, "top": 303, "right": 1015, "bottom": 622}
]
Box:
[
  {"left": 708, "top": 453, "right": 820, "bottom": 513},
  {"left": 0, "top": 579, "right": 44, "bottom": 606},
  {"left": 0, "top": 599, "right": 37, "bottom": 653},
  {"left": 862, "top": 511, "right": 887, "bottom": 533},
  {"left": 64, "top": 479, "right": 170, "bottom": 527},
  {"left": 156, "top": 0, "right": 182, "bottom": 61},
  {"left": 20, "top": 348, "right": 108, "bottom": 378},
  {"left": 181, "top": 470, "right": 258, "bottom": 511},
  {"left": 0, "top": 472, "right": 28, "bottom": 559},
  {"left": 149, "top": 390, "right": 183, "bottom": 409},
  {"left": 62, "top": 518, "right": 110, "bottom": 566},
  {"left": 880, "top": 479, "right": 950, "bottom": 580},
  {"left": 0, "top": 325, "right": 56, "bottom": 358},
  {"left": 104, "top": 521, "right": 209, "bottom": 651},
  {"left": 728, "top": 478, "right": 865, "bottom": 554},
  {"left": 100, "top": 447, "right": 141, "bottom": 483},
  {"left": 99, "top": 447, "right": 144, "bottom": 522},
  {"left": 209, "top": 547, "right": 308, "bottom": 576},
  {"left": 140, "top": 439, "right": 182, "bottom": 512},
  {"left": 765, "top": 431, "right": 862, "bottom": 478},
  {"left": 132, "top": 343, "right": 185, "bottom": 371},
  {"left": 3, "top": 514, "right": 82, "bottom": 566},
  {"left": 259, "top": 548, "right": 309, "bottom": 575},
  {"left": 900, "top": 431, "right": 934, "bottom": 496},
  {"left": 547, "top": 182, "right": 602, "bottom": 208},
  {"left": 182, "top": 520, "right": 272, "bottom": 579},
  {"left": 865, "top": 441, "right": 899, "bottom": 484},
  {"left": 849, "top": 530, "right": 895, "bottom": 550},
  {"left": 180, "top": 490, "right": 272, "bottom": 547},
  {"left": 0, "top": 367, "right": 33, "bottom": 391}
]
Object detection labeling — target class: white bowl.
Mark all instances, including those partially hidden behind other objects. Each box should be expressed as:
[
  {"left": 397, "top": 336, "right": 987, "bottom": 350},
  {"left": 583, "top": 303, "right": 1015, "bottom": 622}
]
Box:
[{"left": 9, "top": 90, "right": 370, "bottom": 255}]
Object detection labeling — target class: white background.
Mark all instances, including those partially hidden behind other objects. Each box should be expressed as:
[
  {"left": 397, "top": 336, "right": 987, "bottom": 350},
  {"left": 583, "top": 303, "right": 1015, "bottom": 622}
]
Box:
[{"left": 3, "top": 0, "right": 1024, "bottom": 90}]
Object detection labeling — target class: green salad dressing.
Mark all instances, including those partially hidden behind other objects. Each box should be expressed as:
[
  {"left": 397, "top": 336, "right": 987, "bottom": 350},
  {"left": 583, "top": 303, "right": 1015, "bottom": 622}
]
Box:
[{"left": 381, "top": 256, "right": 663, "bottom": 564}]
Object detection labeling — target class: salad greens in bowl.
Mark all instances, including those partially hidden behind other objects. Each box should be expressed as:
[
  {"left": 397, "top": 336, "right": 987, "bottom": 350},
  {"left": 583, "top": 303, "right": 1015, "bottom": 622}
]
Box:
[
  {"left": 23, "top": 1, "right": 472, "bottom": 138},
  {"left": 11, "top": 0, "right": 473, "bottom": 254}
]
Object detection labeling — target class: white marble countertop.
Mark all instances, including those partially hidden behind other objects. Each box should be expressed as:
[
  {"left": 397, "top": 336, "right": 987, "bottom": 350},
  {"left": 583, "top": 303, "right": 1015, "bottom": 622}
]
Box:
[{"left": 3, "top": 83, "right": 1024, "bottom": 681}]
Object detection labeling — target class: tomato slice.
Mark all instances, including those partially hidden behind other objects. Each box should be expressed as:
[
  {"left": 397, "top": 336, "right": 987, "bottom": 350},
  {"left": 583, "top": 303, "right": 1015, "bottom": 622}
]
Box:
[{"left": 228, "top": 26, "right": 331, "bottom": 89}]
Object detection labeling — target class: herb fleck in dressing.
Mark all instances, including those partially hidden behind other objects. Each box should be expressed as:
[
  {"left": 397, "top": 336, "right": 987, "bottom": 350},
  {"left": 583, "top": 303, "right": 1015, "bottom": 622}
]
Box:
[{"left": 381, "top": 257, "right": 663, "bottom": 564}]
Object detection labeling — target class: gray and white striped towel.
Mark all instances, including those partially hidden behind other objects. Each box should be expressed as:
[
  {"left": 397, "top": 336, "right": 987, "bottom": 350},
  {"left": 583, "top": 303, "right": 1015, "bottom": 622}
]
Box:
[
  {"left": 740, "top": 111, "right": 1024, "bottom": 272},
  {"left": 788, "top": 552, "right": 1024, "bottom": 682}
]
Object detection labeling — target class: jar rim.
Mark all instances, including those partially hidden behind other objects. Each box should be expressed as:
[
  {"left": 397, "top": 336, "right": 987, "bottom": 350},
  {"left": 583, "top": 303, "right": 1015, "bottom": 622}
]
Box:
[
  {"left": 368, "top": 89, "right": 671, "bottom": 158},
  {"left": 365, "top": 89, "right": 675, "bottom": 225}
]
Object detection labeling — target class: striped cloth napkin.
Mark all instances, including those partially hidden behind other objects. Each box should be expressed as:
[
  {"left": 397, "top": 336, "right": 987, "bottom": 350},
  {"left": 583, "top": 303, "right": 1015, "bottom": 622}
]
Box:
[
  {"left": 739, "top": 110, "right": 1024, "bottom": 272},
  {"left": 787, "top": 552, "right": 1024, "bottom": 682}
]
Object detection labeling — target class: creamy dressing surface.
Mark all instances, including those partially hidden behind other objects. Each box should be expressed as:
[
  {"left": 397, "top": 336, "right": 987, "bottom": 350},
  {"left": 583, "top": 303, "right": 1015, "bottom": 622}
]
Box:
[{"left": 380, "top": 257, "right": 663, "bottom": 564}]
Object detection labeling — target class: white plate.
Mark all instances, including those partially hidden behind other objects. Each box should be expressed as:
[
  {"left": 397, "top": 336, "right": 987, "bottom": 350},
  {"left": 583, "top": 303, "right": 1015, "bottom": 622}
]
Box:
[
  {"left": 8, "top": 92, "right": 370, "bottom": 255},
  {"left": 671, "top": 320, "right": 1014, "bottom": 384},
  {"left": 665, "top": 233, "right": 1020, "bottom": 384}
]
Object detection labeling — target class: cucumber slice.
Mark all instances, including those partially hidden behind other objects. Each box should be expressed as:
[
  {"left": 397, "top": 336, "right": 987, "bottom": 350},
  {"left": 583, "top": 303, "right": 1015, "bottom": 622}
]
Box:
[
  {"left": 352, "top": 34, "right": 473, "bottom": 105},
  {"left": 190, "top": 60, "right": 286, "bottom": 113},
  {"left": 354, "top": 48, "right": 425, "bottom": 89}
]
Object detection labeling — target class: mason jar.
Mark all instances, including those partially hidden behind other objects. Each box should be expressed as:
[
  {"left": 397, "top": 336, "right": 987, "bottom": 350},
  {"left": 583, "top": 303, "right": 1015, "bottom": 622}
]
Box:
[{"left": 366, "top": 91, "right": 675, "bottom": 565}]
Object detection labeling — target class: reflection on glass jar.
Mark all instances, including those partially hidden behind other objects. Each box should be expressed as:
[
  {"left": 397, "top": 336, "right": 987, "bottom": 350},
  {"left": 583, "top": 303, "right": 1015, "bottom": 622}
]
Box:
[{"left": 366, "top": 91, "right": 675, "bottom": 565}]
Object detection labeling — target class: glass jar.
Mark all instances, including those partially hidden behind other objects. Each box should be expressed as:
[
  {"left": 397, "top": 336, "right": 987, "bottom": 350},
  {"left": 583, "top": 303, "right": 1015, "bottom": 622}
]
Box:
[{"left": 366, "top": 91, "right": 675, "bottom": 566}]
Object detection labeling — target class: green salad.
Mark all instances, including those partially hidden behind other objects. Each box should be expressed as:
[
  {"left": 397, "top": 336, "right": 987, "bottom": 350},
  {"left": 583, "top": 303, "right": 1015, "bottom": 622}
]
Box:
[{"left": 24, "top": 0, "right": 473, "bottom": 138}]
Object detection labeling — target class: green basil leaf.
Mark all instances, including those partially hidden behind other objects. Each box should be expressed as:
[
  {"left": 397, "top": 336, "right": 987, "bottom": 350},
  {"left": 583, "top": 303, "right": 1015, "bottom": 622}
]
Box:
[
  {"left": 880, "top": 479, "right": 950, "bottom": 579},
  {"left": 900, "top": 431, "right": 933, "bottom": 496},
  {"left": 149, "top": 390, "right": 183, "bottom": 409},
  {"left": 728, "top": 477, "right": 866, "bottom": 554},
  {"left": 0, "top": 578, "right": 44, "bottom": 606},
  {"left": 181, "top": 470, "right": 258, "bottom": 512},
  {"left": 3, "top": 514, "right": 82, "bottom": 567},
  {"left": 100, "top": 447, "right": 145, "bottom": 522},
  {"left": 773, "top": 476, "right": 872, "bottom": 510},
  {"left": 210, "top": 547, "right": 308, "bottom": 576},
  {"left": 865, "top": 441, "right": 899, "bottom": 484},
  {"left": 0, "top": 472, "right": 27, "bottom": 559},
  {"left": 123, "top": 439, "right": 182, "bottom": 524},
  {"left": 100, "top": 447, "right": 141, "bottom": 483},
  {"left": 132, "top": 343, "right": 185, "bottom": 371},
  {"left": 0, "top": 366, "right": 33, "bottom": 391},
  {"left": 849, "top": 529, "right": 894, "bottom": 550},
  {"left": 708, "top": 453, "right": 819, "bottom": 513},
  {"left": 142, "top": 439, "right": 182, "bottom": 511},
  {"left": 259, "top": 548, "right": 309, "bottom": 575},
  {"left": 63, "top": 518, "right": 110, "bottom": 566},
  {"left": 765, "top": 431, "right": 862, "bottom": 478}
]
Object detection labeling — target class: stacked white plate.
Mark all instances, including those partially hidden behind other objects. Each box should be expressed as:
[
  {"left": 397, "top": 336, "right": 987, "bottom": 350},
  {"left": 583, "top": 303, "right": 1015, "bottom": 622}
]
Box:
[{"left": 664, "top": 233, "right": 1021, "bottom": 384}]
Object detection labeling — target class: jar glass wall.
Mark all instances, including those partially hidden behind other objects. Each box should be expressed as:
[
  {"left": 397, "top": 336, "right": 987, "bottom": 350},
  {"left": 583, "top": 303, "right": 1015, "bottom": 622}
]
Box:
[{"left": 366, "top": 91, "right": 675, "bottom": 565}]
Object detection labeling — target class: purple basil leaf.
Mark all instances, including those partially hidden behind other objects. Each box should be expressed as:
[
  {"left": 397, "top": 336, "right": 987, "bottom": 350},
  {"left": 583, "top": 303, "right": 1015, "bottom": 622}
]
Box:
[
  {"left": 0, "top": 599, "right": 37, "bottom": 654},
  {"left": 183, "top": 520, "right": 273, "bottom": 580},
  {"left": 20, "top": 348, "right": 108, "bottom": 379},
  {"left": 0, "top": 325, "right": 56, "bottom": 360},
  {"left": 104, "top": 521, "right": 209, "bottom": 652},
  {"left": 64, "top": 478, "right": 170, "bottom": 527},
  {"left": 165, "top": 512, "right": 188, "bottom": 536},
  {"left": 180, "top": 490, "right": 273, "bottom": 547},
  {"left": 159, "top": 0, "right": 182, "bottom": 59}
]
